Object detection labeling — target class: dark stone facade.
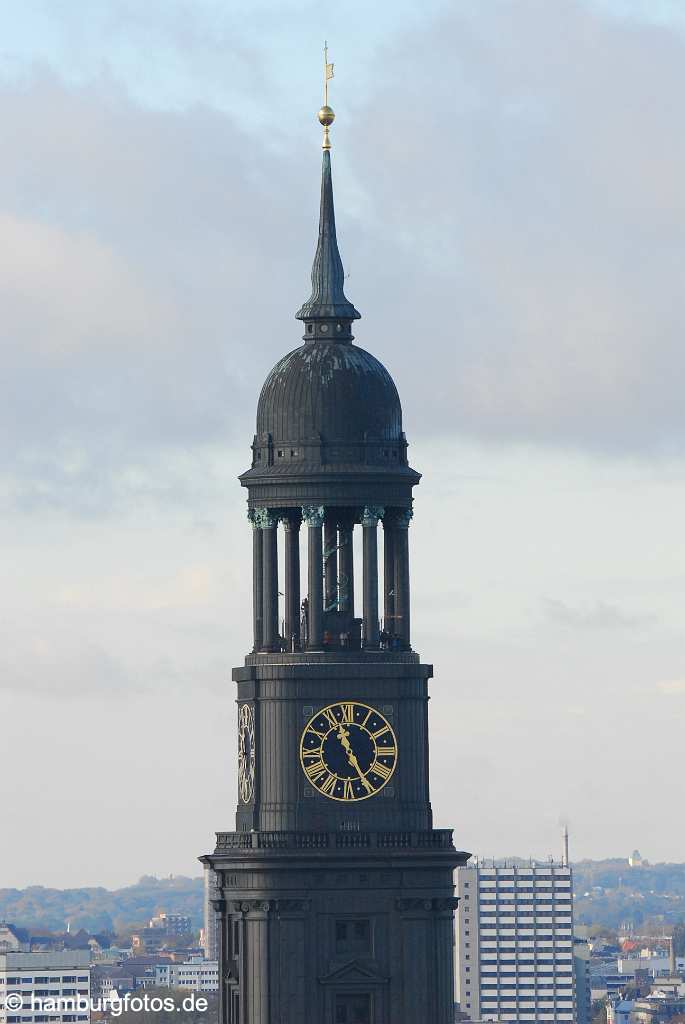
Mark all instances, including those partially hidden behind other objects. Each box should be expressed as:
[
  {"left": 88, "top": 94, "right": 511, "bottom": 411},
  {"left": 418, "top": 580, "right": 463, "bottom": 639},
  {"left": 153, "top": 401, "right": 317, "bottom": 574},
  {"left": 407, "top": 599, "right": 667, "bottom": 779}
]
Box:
[{"left": 201, "top": 142, "right": 468, "bottom": 1024}]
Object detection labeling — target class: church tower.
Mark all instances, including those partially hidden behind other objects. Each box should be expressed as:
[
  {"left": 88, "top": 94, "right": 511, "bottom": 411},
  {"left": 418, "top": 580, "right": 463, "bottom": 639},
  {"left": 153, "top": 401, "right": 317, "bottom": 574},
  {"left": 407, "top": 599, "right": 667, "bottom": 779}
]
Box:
[{"left": 201, "top": 71, "right": 469, "bottom": 1024}]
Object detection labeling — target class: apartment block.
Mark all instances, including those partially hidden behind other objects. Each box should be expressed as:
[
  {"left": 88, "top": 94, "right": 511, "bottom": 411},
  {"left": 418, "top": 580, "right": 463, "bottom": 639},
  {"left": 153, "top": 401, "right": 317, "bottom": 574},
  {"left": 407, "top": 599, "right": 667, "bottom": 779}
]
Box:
[
  {"left": 154, "top": 958, "right": 218, "bottom": 992},
  {"left": 149, "top": 914, "right": 192, "bottom": 936},
  {"left": 0, "top": 950, "right": 90, "bottom": 1023},
  {"left": 455, "top": 862, "right": 575, "bottom": 1021}
]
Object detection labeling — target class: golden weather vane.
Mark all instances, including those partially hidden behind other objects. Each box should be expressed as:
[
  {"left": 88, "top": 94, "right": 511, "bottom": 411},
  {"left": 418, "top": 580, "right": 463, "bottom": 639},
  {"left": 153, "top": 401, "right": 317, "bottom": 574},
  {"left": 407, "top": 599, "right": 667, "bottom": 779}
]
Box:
[
  {"left": 318, "top": 41, "right": 335, "bottom": 150},
  {"left": 324, "top": 41, "right": 334, "bottom": 105}
]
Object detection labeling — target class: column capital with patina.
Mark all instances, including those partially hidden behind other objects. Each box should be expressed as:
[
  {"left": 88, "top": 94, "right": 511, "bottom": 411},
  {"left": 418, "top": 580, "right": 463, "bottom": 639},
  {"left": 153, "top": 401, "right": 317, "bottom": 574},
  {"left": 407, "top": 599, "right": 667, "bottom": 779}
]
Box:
[
  {"left": 361, "top": 505, "right": 385, "bottom": 528},
  {"left": 301, "top": 504, "right": 326, "bottom": 528},
  {"left": 250, "top": 507, "right": 279, "bottom": 529},
  {"left": 391, "top": 508, "right": 413, "bottom": 529}
]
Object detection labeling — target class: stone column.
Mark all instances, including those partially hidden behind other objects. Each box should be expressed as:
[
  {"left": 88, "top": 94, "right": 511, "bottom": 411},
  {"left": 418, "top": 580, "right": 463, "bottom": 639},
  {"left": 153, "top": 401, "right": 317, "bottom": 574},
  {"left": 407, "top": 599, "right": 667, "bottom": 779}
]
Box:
[
  {"left": 434, "top": 901, "right": 459, "bottom": 1024},
  {"left": 245, "top": 904, "right": 270, "bottom": 1024},
  {"left": 394, "top": 508, "right": 412, "bottom": 649},
  {"left": 249, "top": 513, "right": 263, "bottom": 653},
  {"left": 210, "top": 897, "right": 227, "bottom": 1024},
  {"left": 302, "top": 505, "right": 325, "bottom": 650},
  {"left": 257, "top": 509, "right": 279, "bottom": 652},
  {"left": 383, "top": 516, "right": 396, "bottom": 635},
  {"left": 338, "top": 517, "right": 354, "bottom": 616},
  {"left": 283, "top": 515, "right": 301, "bottom": 649},
  {"left": 324, "top": 516, "right": 338, "bottom": 611},
  {"left": 362, "top": 506, "right": 384, "bottom": 648}
]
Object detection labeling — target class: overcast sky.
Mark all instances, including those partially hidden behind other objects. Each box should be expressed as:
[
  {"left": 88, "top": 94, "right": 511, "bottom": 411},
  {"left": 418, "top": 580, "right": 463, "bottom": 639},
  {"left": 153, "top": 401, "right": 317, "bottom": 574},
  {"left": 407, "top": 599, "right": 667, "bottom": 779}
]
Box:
[{"left": 2, "top": 0, "right": 684, "bottom": 889}]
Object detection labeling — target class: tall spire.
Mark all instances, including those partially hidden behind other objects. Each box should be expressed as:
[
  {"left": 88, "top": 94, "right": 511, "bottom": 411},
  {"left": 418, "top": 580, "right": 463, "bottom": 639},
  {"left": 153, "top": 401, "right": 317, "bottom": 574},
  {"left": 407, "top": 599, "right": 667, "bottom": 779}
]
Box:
[{"left": 296, "top": 45, "right": 360, "bottom": 336}]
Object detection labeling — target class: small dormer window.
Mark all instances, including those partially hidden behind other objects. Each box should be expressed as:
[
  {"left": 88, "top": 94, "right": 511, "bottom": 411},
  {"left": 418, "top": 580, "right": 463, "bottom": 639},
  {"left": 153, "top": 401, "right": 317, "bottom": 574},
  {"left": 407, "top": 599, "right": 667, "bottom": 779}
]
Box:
[
  {"left": 290, "top": 449, "right": 299, "bottom": 458},
  {"left": 307, "top": 324, "right": 314, "bottom": 334},
  {"left": 277, "top": 450, "right": 285, "bottom": 458},
  {"left": 336, "top": 323, "right": 342, "bottom": 332}
]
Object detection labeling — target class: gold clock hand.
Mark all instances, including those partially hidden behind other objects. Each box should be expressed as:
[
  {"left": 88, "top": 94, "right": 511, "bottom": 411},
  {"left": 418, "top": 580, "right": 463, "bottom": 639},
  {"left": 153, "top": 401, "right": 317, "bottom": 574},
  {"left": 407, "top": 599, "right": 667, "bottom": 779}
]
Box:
[{"left": 336, "top": 725, "right": 374, "bottom": 794}]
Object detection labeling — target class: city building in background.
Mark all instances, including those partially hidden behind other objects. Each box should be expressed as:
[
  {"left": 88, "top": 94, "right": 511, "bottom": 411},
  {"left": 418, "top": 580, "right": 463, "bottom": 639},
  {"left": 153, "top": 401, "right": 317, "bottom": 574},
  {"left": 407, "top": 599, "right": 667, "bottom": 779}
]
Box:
[
  {"left": 629, "top": 992, "right": 685, "bottom": 1021},
  {"left": 148, "top": 913, "right": 192, "bottom": 936},
  {"left": 130, "top": 911, "right": 196, "bottom": 955},
  {"left": 0, "top": 950, "right": 90, "bottom": 1024},
  {"left": 91, "top": 955, "right": 180, "bottom": 1001},
  {"left": 88, "top": 944, "right": 131, "bottom": 964},
  {"left": 591, "top": 939, "right": 685, "bottom": 1003},
  {"left": 155, "top": 958, "right": 219, "bottom": 992},
  {"left": 91, "top": 962, "right": 137, "bottom": 1002},
  {"left": 131, "top": 929, "right": 167, "bottom": 954},
  {"left": 574, "top": 935, "right": 592, "bottom": 1024},
  {"left": 0, "top": 923, "right": 112, "bottom": 957},
  {"left": 455, "top": 861, "right": 575, "bottom": 1021},
  {"left": 606, "top": 999, "right": 635, "bottom": 1024},
  {"left": 0, "top": 927, "right": 29, "bottom": 954}
]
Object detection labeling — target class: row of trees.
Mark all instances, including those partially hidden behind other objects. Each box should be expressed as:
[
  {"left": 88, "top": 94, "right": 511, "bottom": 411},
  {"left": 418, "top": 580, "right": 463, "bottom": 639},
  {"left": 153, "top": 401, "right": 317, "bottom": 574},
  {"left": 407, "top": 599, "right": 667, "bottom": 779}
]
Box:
[{"left": 0, "top": 876, "right": 204, "bottom": 934}]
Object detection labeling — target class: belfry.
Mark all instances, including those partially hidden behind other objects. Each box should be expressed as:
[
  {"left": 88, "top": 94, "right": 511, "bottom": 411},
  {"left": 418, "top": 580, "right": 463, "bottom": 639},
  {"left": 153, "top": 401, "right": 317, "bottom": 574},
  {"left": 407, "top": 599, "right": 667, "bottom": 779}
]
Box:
[{"left": 201, "top": 63, "right": 468, "bottom": 1024}]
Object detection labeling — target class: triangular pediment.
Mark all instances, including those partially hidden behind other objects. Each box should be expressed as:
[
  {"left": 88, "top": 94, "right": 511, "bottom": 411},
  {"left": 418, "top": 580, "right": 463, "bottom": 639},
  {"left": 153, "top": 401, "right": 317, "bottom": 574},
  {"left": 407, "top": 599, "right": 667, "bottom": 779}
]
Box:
[{"left": 319, "top": 959, "right": 388, "bottom": 987}]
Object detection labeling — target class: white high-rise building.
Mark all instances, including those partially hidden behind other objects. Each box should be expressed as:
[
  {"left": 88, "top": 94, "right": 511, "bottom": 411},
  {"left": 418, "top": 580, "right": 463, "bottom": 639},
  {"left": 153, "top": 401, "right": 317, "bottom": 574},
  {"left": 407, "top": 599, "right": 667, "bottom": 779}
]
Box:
[
  {"left": 455, "top": 861, "right": 575, "bottom": 1021},
  {"left": 0, "top": 950, "right": 90, "bottom": 1023}
]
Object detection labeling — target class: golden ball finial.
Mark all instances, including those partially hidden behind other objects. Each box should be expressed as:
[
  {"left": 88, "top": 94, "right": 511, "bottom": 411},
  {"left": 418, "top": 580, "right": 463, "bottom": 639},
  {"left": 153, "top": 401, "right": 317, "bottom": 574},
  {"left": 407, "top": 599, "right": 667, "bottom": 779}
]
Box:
[{"left": 318, "top": 105, "right": 335, "bottom": 127}]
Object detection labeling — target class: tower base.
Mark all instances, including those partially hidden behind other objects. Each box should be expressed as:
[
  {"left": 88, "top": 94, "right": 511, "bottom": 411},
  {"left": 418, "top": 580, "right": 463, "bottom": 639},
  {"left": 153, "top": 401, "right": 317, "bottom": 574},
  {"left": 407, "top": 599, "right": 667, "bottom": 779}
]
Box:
[{"left": 203, "top": 829, "right": 468, "bottom": 1024}]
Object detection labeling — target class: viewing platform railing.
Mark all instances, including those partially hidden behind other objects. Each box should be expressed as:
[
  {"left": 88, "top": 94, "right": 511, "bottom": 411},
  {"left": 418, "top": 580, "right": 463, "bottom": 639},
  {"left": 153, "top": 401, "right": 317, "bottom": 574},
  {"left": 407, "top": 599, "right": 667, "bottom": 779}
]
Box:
[{"left": 215, "top": 828, "right": 455, "bottom": 852}]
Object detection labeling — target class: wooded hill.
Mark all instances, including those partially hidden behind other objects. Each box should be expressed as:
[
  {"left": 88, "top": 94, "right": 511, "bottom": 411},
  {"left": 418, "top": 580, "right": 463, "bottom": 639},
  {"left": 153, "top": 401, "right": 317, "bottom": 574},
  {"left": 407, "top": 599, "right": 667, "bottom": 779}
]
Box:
[
  {"left": 0, "top": 876, "right": 203, "bottom": 935},
  {"left": 3, "top": 861, "right": 684, "bottom": 935}
]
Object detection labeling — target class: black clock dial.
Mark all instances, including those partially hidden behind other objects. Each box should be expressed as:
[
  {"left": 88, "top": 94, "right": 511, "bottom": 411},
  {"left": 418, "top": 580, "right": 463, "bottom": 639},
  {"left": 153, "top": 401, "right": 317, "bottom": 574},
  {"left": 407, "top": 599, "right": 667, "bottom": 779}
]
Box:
[{"left": 299, "top": 701, "right": 397, "bottom": 802}]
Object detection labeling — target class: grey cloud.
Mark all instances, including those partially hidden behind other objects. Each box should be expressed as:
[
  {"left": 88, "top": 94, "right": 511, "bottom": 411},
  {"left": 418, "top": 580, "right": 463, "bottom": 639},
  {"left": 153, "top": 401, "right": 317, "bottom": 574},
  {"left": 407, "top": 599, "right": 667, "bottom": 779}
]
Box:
[
  {"left": 345, "top": 0, "right": 685, "bottom": 454},
  {"left": 0, "top": 642, "right": 136, "bottom": 699},
  {"left": 544, "top": 597, "right": 656, "bottom": 630},
  {"left": 0, "top": 638, "right": 231, "bottom": 700},
  {"left": 0, "top": 73, "right": 314, "bottom": 512},
  {"left": 2, "top": 0, "right": 685, "bottom": 520}
]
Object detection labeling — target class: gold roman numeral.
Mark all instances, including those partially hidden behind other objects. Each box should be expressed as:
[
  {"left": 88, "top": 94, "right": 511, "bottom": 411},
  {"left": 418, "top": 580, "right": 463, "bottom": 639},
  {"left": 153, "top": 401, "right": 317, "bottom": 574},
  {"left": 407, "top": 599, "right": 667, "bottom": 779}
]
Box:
[
  {"left": 372, "top": 760, "right": 393, "bottom": 781},
  {"left": 377, "top": 745, "right": 397, "bottom": 758},
  {"left": 305, "top": 760, "right": 327, "bottom": 783},
  {"left": 323, "top": 707, "right": 339, "bottom": 729},
  {"left": 319, "top": 774, "right": 337, "bottom": 796},
  {"left": 340, "top": 703, "right": 355, "bottom": 724},
  {"left": 342, "top": 780, "right": 354, "bottom": 800},
  {"left": 371, "top": 725, "right": 391, "bottom": 740}
]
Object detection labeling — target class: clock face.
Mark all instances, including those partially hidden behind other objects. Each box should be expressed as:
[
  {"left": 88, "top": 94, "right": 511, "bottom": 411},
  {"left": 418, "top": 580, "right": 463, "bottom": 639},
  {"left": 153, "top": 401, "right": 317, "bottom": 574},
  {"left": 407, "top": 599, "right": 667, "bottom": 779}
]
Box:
[
  {"left": 238, "top": 703, "right": 256, "bottom": 804},
  {"left": 300, "top": 702, "right": 397, "bottom": 802}
]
